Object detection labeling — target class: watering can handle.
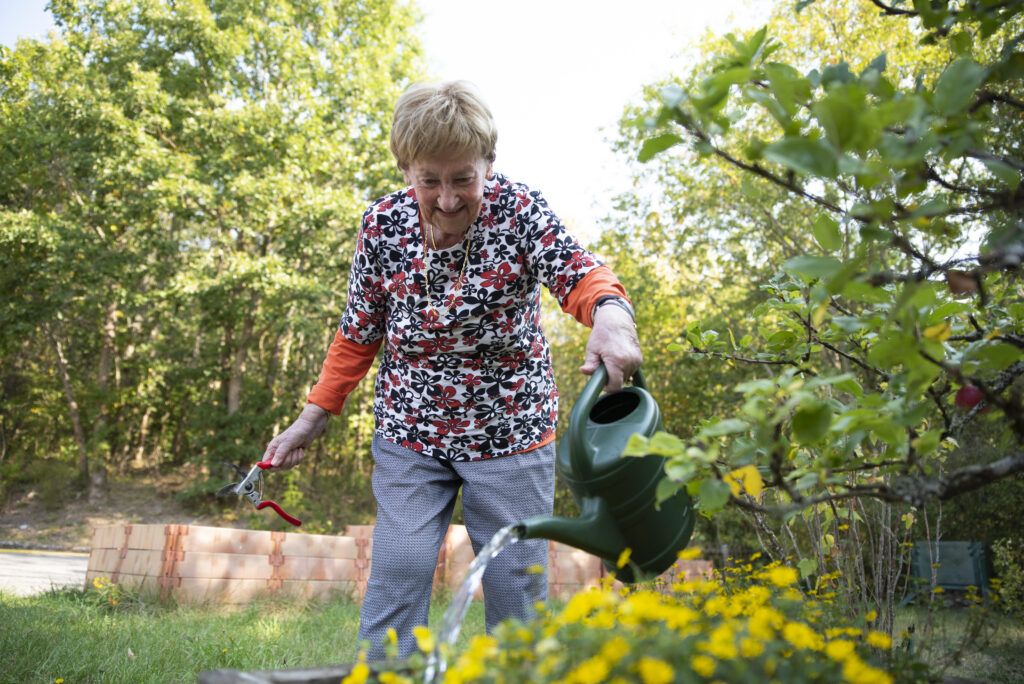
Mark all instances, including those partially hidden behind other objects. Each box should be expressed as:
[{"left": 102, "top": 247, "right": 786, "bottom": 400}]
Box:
[{"left": 568, "top": 364, "right": 647, "bottom": 478}]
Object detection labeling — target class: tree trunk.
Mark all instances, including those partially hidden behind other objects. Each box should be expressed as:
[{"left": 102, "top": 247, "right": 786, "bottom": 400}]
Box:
[
  {"left": 45, "top": 326, "right": 89, "bottom": 482},
  {"left": 226, "top": 294, "right": 259, "bottom": 416},
  {"left": 93, "top": 301, "right": 117, "bottom": 460}
]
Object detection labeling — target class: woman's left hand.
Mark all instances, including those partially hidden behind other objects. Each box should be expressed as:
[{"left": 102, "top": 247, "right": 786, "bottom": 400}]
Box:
[{"left": 580, "top": 304, "right": 643, "bottom": 392}]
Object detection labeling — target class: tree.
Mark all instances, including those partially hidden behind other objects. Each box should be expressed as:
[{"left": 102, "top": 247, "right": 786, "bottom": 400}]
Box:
[
  {"left": 611, "top": 0, "right": 1023, "bottom": 631},
  {"left": 0, "top": 0, "right": 422, "bottom": 505}
]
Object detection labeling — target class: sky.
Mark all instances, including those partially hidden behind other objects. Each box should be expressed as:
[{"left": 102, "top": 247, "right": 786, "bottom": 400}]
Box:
[{"left": 0, "top": 0, "right": 772, "bottom": 237}]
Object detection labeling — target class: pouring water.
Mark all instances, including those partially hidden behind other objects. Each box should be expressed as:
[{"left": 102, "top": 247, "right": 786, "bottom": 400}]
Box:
[{"left": 423, "top": 524, "right": 522, "bottom": 684}]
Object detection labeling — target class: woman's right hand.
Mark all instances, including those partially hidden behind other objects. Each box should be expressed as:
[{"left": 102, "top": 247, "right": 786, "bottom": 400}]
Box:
[{"left": 262, "top": 403, "right": 330, "bottom": 471}]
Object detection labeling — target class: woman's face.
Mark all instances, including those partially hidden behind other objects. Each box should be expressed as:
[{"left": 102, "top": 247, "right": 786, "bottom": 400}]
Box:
[{"left": 403, "top": 153, "right": 492, "bottom": 240}]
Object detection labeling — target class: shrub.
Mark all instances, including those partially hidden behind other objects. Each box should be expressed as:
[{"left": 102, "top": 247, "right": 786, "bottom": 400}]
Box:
[
  {"left": 357, "top": 556, "right": 933, "bottom": 684},
  {"left": 992, "top": 538, "right": 1024, "bottom": 615}
]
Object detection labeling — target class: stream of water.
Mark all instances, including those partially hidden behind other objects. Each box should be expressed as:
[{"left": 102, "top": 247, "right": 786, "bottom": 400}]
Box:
[{"left": 423, "top": 524, "right": 522, "bottom": 684}]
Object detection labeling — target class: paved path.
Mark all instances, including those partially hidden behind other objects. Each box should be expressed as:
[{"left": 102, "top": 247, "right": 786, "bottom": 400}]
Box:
[{"left": 0, "top": 548, "right": 89, "bottom": 597}]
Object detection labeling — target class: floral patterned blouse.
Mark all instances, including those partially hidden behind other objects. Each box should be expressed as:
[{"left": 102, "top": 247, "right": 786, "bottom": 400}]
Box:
[{"left": 334, "top": 173, "right": 609, "bottom": 462}]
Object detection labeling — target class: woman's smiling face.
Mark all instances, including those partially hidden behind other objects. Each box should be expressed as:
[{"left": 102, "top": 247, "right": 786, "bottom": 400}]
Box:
[{"left": 403, "top": 153, "right": 492, "bottom": 243}]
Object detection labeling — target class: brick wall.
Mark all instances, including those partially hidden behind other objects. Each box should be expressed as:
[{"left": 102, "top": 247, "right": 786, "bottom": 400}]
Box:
[{"left": 87, "top": 523, "right": 712, "bottom": 605}]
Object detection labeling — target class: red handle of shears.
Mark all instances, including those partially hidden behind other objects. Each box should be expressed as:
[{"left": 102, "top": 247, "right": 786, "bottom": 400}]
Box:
[
  {"left": 257, "top": 500, "right": 302, "bottom": 526},
  {"left": 254, "top": 462, "right": 302, "bottom": 526}
]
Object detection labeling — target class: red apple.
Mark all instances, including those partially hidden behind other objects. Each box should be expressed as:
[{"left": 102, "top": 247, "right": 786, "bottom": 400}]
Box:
[{"left": 955, "top": 385, "right": 985, "bottom": 411}]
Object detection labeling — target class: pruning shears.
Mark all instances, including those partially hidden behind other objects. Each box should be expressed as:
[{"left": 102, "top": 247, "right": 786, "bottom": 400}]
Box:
[{"left": 216, "top": 461, "right": 302, "bottom": 526}]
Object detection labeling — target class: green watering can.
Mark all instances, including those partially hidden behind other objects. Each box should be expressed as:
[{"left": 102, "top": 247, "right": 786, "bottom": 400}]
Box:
[{"left": 515, "top": 364, "right": 695, "bottom": 583}]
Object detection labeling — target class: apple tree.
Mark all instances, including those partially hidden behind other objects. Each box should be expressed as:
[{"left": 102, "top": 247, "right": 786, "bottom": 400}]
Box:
[{"left": 616, "top": 0, "right": 1023, "bottom": 629}]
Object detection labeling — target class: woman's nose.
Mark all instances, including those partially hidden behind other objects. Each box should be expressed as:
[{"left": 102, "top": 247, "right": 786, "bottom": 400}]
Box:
[{"left": 438, "top": 185, "right": 458, "bottom": 211}]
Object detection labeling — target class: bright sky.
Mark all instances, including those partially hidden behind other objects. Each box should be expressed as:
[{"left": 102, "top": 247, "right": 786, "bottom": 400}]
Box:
[{"left": 0, "top": 0, "right": 772, "bottom": 237}]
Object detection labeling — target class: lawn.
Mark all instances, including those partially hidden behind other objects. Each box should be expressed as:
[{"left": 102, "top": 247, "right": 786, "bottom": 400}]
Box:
[
  {"left": 0, "top": 587, "right": 485, "bottom": 684},
  {"left": 2, "top": 585, "right": 1021, "bottom": 683}
]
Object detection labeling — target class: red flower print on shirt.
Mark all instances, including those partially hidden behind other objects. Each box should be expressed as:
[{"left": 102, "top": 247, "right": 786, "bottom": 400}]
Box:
[
  {"left": 433, "top": 418, "right": 469, "bottom": 435},
  {"left": 388, "top": 272, "right": 408, "bottom": 296},
  {"left": 434, "top": 386, "right": 461, "bottom": 409},
  {"left": 567, "top": 251, "right": 594, "bottom": 271},
  {"left": 481, "top": 262, "right": 518, "bottom": 289}
]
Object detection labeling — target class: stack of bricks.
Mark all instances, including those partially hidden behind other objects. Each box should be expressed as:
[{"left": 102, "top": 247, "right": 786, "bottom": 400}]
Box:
[
  {"left": 87, "top": 523, "right": 713, "bottom": 605},
  {"left": 548, "top": 541, "right": 606, "bottom": 599},
  {"left": 87, "top": 524, "right": 362, "bottom": 603}
]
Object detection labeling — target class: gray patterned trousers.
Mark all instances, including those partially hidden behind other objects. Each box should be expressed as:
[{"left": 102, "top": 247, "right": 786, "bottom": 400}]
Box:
[{"left": 355, "top": 433, "right": 555, "bottom": 660}]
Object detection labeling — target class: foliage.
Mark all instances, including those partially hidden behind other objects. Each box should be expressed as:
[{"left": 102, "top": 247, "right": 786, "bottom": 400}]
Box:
[
  {"left": 605, "top": 0, "right": 1024, "bottom": 631},
  {"left": 375, "top": 557, "right": 929, "bottom": 684},
  {"left": 0, "top": 0, "right": 422, "bottom": 520},
  {"left": 991, "top": 537, "right": 1024, "bottom": 614}
]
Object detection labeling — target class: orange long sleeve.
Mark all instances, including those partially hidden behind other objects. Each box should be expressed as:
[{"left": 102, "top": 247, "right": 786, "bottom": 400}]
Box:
[
  {"left": 306, "top": 330, "right": 382, "bottom": 415},
  {"left": 560, "top": 265, "right": 631, "bottom": 327}
]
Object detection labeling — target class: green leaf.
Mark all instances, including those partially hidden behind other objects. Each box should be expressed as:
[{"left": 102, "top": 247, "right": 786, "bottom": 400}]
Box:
[
  {"left": 970, "top": 342, "right": 1024, "bottom": 371},
  {"left": 698, "top": 478, "right": 732, "bottom": 512},
  {"left": 792, "top": 401, "right": 833, "bottom": 444},
  {"left": 798, "top": 558, "right": 818, "bottom": 579},
  {"left": 784, "top": 255, "right": 843, "bottom": 280},
  {"left": 812, "top": 215, "right": 842, "bottom": 251},
  {"left": 647, "top": 430, "right": 686, "bottom": 457},
  {"left": 762, "top": 137, "right": 837, "bottom": 177},
  {"left": 701, "top": 418, "right": 748, "bottom": 437},
  {"left": 983, "top": 159, "right": 1022, "bottom": 190},
  {"left": 639, "top": 133, "right": 684, "bottom": 162},
  {"left": 656, "top": 476, "right": 683, "bottom": 504},
  {"left": 933, "top": 57, "right": 988, "bottom": 116}
]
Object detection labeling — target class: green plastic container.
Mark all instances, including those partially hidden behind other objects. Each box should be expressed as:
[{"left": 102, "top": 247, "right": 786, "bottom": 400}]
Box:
[{"left": 517, "top": 365, "right": 695, "bottom": 582}]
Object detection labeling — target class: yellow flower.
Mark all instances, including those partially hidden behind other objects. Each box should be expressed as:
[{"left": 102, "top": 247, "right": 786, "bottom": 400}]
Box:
[
  {"left": 342, "top": 662, "right": 369, "bottom": 684},
  {"left": 599, "top": 636, "right": 630, "bottom": 665},
  {"left": 637, "top": 657, "right": 675, "bottom": 684},
  {"left": 842, "top": 654, "right": 894, "bottom": 684},
  {"left": 56, "top": 680, "right": 65, "bottom": 684},
  {"left": 866, "top": 631, "right": 892, "bottom": 649},
  {"left": 617, "top": 547, "right": 632, "bottom": 568},
  {"left": 864, "top": 610, "right": 878, "bottom": 622},
  {"left": 378, "top": 673, "right": 413, "bottom": 684},
  {"left": 765, "top": 565, "right": 799, "bottom": 587},
  {"left": 825, "top": 639, "right": 856, "bottom": 661},
  {"left": 724, "top": 465, "right": 764, "bottom": 497},
  {"left": 783, "top": 621, "right": 824, "bottom": 651},
  {"left": 413, "top": 625, "right": 435, "bottom": 653},
  {"left": 567, "top": 656, "right": 609, "bottom": 684},
  {"left": 560, "top": 588, "right": 615, "bottom": 625},
  {"left": 701, "top": 623, "right": 738, "bottom": 660},
  {"left": 678, "top": 546, "right": 703, "bottom": 560},
  {"left": 386, "top": 628, "right": 398, "bottom": 644},
  {"left": 740, "top": 637, "right": 765, "bottom": 658},
  {"left": 691, "top": 654, "right": 716, "bottom": 678}
]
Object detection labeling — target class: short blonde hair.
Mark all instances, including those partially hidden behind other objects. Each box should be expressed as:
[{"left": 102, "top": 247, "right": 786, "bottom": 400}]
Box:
[{"left": 390, "top": 81, "right": 497, "bottom": 169}]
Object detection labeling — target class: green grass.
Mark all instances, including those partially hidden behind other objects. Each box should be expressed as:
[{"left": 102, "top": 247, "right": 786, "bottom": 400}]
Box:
[
  {"left": 4, "top": 585, "right": 1022, "bottom": 684},
  {"left": 0, "top": 587, "right": 485, "bottom": 684},
  {"left": 895, "top": 604, "right": 1024, "bottom": 684}
]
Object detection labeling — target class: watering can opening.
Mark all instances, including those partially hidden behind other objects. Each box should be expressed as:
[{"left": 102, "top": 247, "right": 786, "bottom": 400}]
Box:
[{"left": 590, "top": 392, "right": 641, "bottom": 424}]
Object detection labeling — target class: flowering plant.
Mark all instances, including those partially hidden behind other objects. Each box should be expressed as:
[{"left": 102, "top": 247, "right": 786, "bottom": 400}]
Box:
[{"left": 351, "top": 553, "right": 931, "bottom": 684}]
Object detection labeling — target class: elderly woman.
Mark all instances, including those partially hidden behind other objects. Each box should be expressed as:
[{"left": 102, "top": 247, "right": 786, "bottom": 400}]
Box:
[{"left": 264, "top": 81, "right": 641, "bottom": 659}]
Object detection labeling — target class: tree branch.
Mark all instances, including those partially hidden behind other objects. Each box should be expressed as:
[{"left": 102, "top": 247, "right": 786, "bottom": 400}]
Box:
[
  {"left": 867, "top": 0, "right": 917, "bottom": 16},
  {"left": 730, "top": 451, "right": 1024, "bottom": 514}
]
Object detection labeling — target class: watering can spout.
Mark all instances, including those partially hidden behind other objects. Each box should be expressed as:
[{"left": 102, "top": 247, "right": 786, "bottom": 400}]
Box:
[{"left": 515, "top": 497, "right": 627, "bottom": 562}]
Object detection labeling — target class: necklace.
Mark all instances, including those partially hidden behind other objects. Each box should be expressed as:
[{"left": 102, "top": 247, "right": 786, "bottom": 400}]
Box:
[{"left": 422, "top": 218, "right": 472, "bottom": 320}]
